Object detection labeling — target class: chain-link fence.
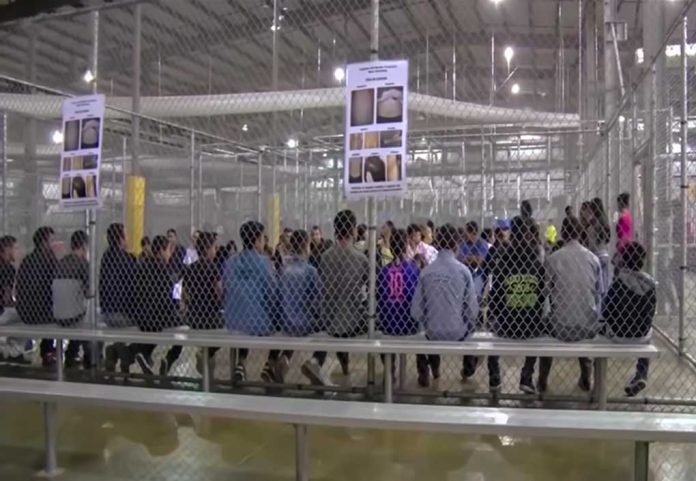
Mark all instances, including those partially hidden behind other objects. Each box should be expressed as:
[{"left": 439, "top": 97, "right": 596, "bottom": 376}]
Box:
[{"left": 2, "top": 0, "right": 696, "bottom": 477}]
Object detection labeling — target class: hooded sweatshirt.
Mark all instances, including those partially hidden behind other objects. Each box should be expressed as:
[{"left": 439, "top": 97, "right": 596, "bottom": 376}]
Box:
[{"left": 602, "top": 269, "right": 656, "bottom": 340}]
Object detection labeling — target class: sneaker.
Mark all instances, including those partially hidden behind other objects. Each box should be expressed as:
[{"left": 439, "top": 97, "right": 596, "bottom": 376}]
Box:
[
  {"left": 536, "top": 376, "right": 548, "bottom": 394},
  {"left": 625, "top": 376, "right": 647, "bottom": 397},
  {"left": 577, "top": 375, "right": 591, "bottom": 392},
  {"left": 417, "top": 369, "right": 430, "bottom": 388},
  {"left": 105, "top": 345, "right": 117, "bottom": 373},
  {"left": 260, "top": 362, "right": 276, "bottom": 383},
  {"left": 233, "top": 362, "right": 247, "bottom": 384},
  {"left": 301, "top": 358, "right": 326, "bottom": 386},
  {"left": 489, "top": 376, "right": 502, "bottom": 394},
  {"left": 519, "top": 377, "right": 536, "bottom": 395},
  {"left": 431, "top": 366, "right": 440, "bottom": 380},
  {"left": 159, "top": 358, "right": 170, "bottom": 377},
  {"left": 135, "top": 353, "right": 154, "bottom": 375},
  {"left": 275, "top": 354, "right": 290, "bottom": 384}
]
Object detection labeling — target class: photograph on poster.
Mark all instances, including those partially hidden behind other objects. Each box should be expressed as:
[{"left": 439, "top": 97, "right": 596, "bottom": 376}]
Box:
[
  {"left": 73, "top": 157, "right": 84, "bottom": 170},
  {"left": 348, "top": 157, "right": 363, "bottom": 184},
  {"left": 386, "top": 155, "right": 401, "bottom": 181},
  {"left": 364, "top": 132, "right": 379, "bottom": 149},
  {"left": 364, "top": 156, "right": 386, "bottom": 183},
  {"left": 85, "top": 174, "right": 97, "bottom": 197},
  {"left": 62, "top": 158, "right": 71, "bottom": 172},
  {"left": 377, "top": 87, "right": 403, "bottom": 124},
  {"left": 61, "top": 177, "right": 71, "bottom": 199},
  {"left": 350, "top": 88, "right": 374, "bottom": 126},
  {"left": 380, "top": 130, "right": 402, "bottom": 148},
  {"left": 70, "top": 174, "right": 98, "bottom": 199},
  {"left": 349, "top": 133, "right": 363, "bottom": 150},
  {"left": 83, "top": 155, "right": 98, "bottom": 170},
  {"left": 80, "top": 118, "right": 101, "bottom": 149},
  {"left": 64, "top": 120, "right": 80, "bottom": 152}
]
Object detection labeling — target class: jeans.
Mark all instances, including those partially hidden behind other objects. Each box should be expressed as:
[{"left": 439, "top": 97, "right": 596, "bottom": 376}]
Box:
[{"left": 636, "top": 358, "right": 650, "bottom": 380}]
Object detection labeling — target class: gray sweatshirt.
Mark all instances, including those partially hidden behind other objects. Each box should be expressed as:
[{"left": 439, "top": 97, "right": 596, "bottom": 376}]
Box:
[
  {"left": 545, "top": 240, "right": 604, "bottom": 341},
  {"left": 52, "top": 253, "right": 89, "bottom": 322},
  {"left": 411, "top": 250, "right": 479, "bottom": 341}
]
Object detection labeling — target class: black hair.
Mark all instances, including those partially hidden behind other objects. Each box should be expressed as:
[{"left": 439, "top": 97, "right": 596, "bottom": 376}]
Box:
[
  {"left": 561, "top": 215, "right": 583, "bottom": 241},
  {"left": 436, "top": 224, "right": 460, "bottom": 251},
  {"left": 510, "top": 216, "right": 536, "bottom": 246},
  {"left": 226, "top": 240, "right": 238, "bottom": 254},
  {"left": 141, "top": 236, "right": 151, "bottom": 249},
  {"left": 196, "top": 231, "right": 217, "bottom": 257},
  {"left": 107, "top": 223, "right": 125, "bottom": 247},
  {"left": 289, "top": 229, "right": 309, "bottom": 255},
  {"left": 0, "top": 235, "right": 17, "bottom": 252},
  {"left": 334, "top": 209, "right": 357, "bottom": 240},
  {"left": 520, "top": 199, "right": 533, "bottom": 219},
  {"left": 465, "top": 221, "right": 479, "bottom": 234},
  {"left": 407, "top": 223, "right": 421, "bottom": 237},
  {"left": 311, "top": 225, "right": 321, "bottom": 232},
  {"left": 240, "top": 221, "right": 265, "bottom": 250},
  {"left": 33, "top": 226, "right": 55, "bottom": 249},
  {"left": 565, "top": 205, "right": 573, "bottom": 216},
  {"left": 481, "top": 227, "right": 494, "bottom": 243},
  {"left": 151, "top": 235, "right": 169, "bottom": 257},
  {"left": 357, "top": 224, "right": 367, "bottom": 242},
  {"left": 70, "top": 230, "right": 88, "bottom": 251},
  {"left": 623, "top": 241, "right": 647, "bottom": 270},
  {"left": 426, "top": 219, "right": 435, "bottom": 231},
  {"left": 391, "top": 229, "right": 408, "bottom": 259},
  {"left": 617, "top": 192, "right": 630, "bottom": 209},
  {"left": 166, "top": 228, "right": 177, "bottom": 236}
]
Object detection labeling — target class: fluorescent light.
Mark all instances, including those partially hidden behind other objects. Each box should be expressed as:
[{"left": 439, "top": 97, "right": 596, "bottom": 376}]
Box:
[
  {"left": 287, "top": 138, "right": 298, "bottom": 148},
  {"left": 504, "top": 46, "right": 514, "bottom": 63},
  {"left": 242, "top": 123, "right": 249, "bottom": 132},
  {"left": 51, "top": 130, "right": 64, "bottom": 144},
  {"left": 333, "top": 67, "right": 345, "bottom": 83},
  {"left": 511, "top": 83, "right": 521, "bottom": 95},
  {"left": 83, "top": 69, "right": 95, "bottom": 83}
]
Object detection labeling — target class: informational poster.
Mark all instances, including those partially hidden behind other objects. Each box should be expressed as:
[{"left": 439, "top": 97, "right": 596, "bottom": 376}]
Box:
[
  {"left": 59, "top": 94, "right": 104, "bottom": 210},
  {"left": 344, "top": 60, "right": 408, "bottom": 199}
]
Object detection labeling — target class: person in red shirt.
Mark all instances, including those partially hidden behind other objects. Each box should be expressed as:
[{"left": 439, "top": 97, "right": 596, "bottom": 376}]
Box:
[{"left": 616, "top": 192, "right": 633, "bottom": 253}]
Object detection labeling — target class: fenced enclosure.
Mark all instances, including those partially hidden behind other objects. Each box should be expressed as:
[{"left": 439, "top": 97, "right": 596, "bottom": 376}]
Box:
[{"left": 2, "top": 0, "right": 696, "bottom": 479}]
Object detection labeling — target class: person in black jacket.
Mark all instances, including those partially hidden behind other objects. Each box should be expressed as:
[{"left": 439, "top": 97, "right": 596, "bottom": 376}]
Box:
[
  {"left": 99, "top": 223, "right": 137, "bottom": 373},
  {"left": 131, "top": 235, "right": 183, "bottom": 377},
  {"left": 16, "top": 226, "right": 57, "bottom": 366},
  {"left": 487, "top": 216, "right": 548, "bottom": 394},
  {"left": 602, "top": 241, "right": 656, "bottom": 397}
]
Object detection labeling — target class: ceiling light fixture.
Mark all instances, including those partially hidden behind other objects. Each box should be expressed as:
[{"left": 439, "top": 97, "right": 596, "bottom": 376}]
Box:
[
  {"left": 511, "top": 83, "right": 521, "bottom": 95},
  {"left": 51, "top": 130, "right": 64, "bottom": 145},
  {"left": 287, "top": 138, "right": 298, "bottom": 148},
  {"left": 242, "top": 123, "right": 249, "bottom": 132},
  {"left": 83, "top": 69, "right": 95, "bottom": 84},
  {"left": 334, "top": 67, "right": 345, "bottom": 83}
]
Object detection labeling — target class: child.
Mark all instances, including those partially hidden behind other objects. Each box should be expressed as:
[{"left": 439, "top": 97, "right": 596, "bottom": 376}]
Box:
[{"left": 602, "top": 241, "right": 655, "bottom": 396}]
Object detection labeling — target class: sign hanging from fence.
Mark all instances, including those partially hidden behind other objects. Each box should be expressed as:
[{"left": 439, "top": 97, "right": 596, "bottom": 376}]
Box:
[
  {"left": 344, "top": 60, "right": 408, "bottom": 199},
  {"left": 59, "top": 94, "right": 104, "bottom": 210}
]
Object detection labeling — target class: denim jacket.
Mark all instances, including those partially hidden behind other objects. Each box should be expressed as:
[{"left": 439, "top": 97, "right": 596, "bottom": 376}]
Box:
[
  {"left": 223, "top": 249, "right": 277, "bottom": 336},
  {"left": 277, "top": 256, "right": 321, "bottom": 336}
]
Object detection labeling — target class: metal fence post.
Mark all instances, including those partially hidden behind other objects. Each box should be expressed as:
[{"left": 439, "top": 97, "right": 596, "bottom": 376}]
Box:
[
  {"left": 1, "top": 111, "right": 6, "bottom": 234},
  {"left": 679, "top": 15, "right": 688, "bottom": 355},
  {"left": 294, "top": 424, "right": 309, "bottom": 481},
  {"left": 87, "top": 10, "right": 99, "bottom": 368},
  {"left": 645, "top": 66, "right": 657, "bottom": 276},
  {"left": 39, "top": 402, "right": 63, "bottom": 477},
  {"left": 634, "top": 441, "right": 650, "bottom": 481},
  {"left": 190, "top": 132, "right": 196, "bottom": 234}
]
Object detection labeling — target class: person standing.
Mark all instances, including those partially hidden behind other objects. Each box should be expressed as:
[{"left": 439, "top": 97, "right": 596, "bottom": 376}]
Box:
[
  {"left": 166, "top": 228, "right": 187, "bottom": 277},
  {"left": 544, "top": 216, "right": 604, "bottom": 392},
  {"left": 411, "top": 224, "right": 479, "bottom": 387},
  {"left": 16, "top": 227, "right": 58, "bottom": 366},
  {"left": 616, "top": 192, "right": 633, "bottom": 254},
  {"left": 581, "top": 198, "right": 611, "bottom": 290},
  {"left": 0, "top": 235, "right": 26, "bottom": 364},
  {"left": 406, "top": 224, "right": 437, "bottom": 268},
  {"left": 309, "top": 225, "right": 332, "bottom": 269}
]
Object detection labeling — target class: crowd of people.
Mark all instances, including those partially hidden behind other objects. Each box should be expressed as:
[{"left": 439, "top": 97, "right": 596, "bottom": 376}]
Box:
[{"left": 0, "top": 191, "right": 655, "bottom": 397}]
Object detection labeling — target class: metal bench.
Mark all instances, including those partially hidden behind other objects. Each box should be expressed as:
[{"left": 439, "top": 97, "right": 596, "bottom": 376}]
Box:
[
  {"left": 0, "top": 377, "right": 691, "bottom": 481},
  {"left": 0, "top": 324, "right": 660, "bottom": 408}
]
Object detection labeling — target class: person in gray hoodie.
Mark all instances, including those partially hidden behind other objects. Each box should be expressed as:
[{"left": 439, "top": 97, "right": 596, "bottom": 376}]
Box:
[
  {"left": 411, "top": 223, "right": 479, "bottom": 387},
  {"left": 53, "top": 230, "right": 92, "bottom": 368},
  {"left": 602, "top": 241, "right": 655, "bottom": 397},
  {"left": 544, "top": 216, "right": 604, "bottom": 392}
]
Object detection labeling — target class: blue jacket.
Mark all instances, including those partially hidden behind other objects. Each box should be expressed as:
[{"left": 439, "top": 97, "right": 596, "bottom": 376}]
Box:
[
  {"left": 277, "top": 256, "right": 321, "bottom": 336},
  {"left": 223, "top": 249, "right": 277, "bottom": 336},
  {"left": 378, "top": 259, "right": 420, "bottom": 336},
  {"left": 411, "top": 250, "right": 479, "bottom": 341}
]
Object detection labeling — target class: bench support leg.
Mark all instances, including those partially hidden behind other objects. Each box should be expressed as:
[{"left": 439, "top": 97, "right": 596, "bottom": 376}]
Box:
[
  {"left": 634, "top": 441, "right": 649, "bottom": 481},
  {"left": 202, "top": 347, "right": 211, "bottom": 392},
  {"left": 384, "top": 354, "right": 393, "bottom": 403},
  {"left": 56, "top": 340, "right": 64, "bottom": 383},
  {"left": 230, "top": 348, "right": 239, "bottom": 387},
  {"left": 595, "top": 358, "right": 608, "bottom": 410},
  {"left": 37, "top": 402, "right": 64, "bottom": 478},
  {"left": 398, "top": 354, "right": 407, "bottom": 390},
  {"left": 294, "top": 424, "right": 309, "bottom": 481}
]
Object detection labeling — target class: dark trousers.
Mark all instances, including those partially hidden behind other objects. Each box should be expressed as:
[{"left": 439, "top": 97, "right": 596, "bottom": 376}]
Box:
[
  {"left": 636, "top": 358, "right": 650, "bottom": 379},
  {"left": 39, "top": 339, "right": 55, "bottom": 357},
  {"left": 131, "top": 343, "right": 183, "bottom": 366}
]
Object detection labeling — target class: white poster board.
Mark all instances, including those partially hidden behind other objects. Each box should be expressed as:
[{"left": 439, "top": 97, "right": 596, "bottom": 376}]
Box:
[
  {"left": 59, "top": 94, "right": 104, "bottom": 210},
  {"left": 344, "top": 60, "right": 408, "bottom": 199}
]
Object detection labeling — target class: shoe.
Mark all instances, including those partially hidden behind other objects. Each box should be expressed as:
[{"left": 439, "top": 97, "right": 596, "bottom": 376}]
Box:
[
  {"left": 42, "top": 352, "right": 57, "bottom": 368},
  {"left": 577, "top": 375, "right": 591, "bottom": 392},
  {"left": 431, "top": 366, "right": 440, "bottom": 380},
  {"left": 105, "top": 345, "right": 117, "bottom": 373},
  {"left": 301, "top": 359, "right": 326, "bottom": 386},
  {"left": 6, "top": 354, "right": 30, "bottom": 365},
  {"left": 275, "top": 354, "right": 290, "bottom": 384},
  {"left": 536, "top": 376, "right": 548, "bottom": 394},
  {"left": 64, "top": 357, "right": 79, "bottom": 369},
  {"left": 135, "top": 353, "right": 154, "bottom": 375},
  {"left": 519, "top": 377, "right": 536, "bottom": 395},
  {"left": 625, "top": 375, "right": 647, "bottom": 397},
  {"left": 489, "top": 376, "right": 502, "bottom": 394},
  {"left": 260, "top": 362, "right": 275, "bottom": 383},
  {"left": 233, "top": 362, "right": 247, "bottom": 384},
  {"left": 159, "top": 358, "right": 170, "bottom": 377},
  {"left": 417, "top": 365, "right": 431, "bottom": 388},
  {"left": 116, "top": 344, "right": 132, "bottom": 373}
]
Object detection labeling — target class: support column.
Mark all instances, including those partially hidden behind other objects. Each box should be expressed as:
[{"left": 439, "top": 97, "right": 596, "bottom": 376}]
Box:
[
  {"left": 679, "top": 15, "right": 688, "bottom": 355},
  {"left": 603, "top": 0, "right": 620, "bottom": 206}
]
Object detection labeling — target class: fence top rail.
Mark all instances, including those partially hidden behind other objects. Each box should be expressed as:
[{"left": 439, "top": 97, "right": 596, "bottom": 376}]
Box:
[
  {"left": 0, "top": 378, "right": 692, "bottom": 443},
  {"left": 0, "top": 325, "right": 660, "bottom": 358}
]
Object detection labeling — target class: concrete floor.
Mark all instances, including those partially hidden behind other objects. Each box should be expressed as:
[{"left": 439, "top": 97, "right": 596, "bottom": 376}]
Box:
[{"left": 0, "top": 400, "right": 695, "bottom": 481}]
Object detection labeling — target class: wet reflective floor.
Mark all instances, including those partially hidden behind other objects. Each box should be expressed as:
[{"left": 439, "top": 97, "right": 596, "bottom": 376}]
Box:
[{"left": 1, "top": 400, "right": 695, "bottom": 481}]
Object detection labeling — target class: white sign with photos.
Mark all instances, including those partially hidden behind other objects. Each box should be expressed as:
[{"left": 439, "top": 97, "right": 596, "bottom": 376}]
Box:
[
  {"left": 344, "top": 60, "right": 408, "bottom": 199},
  {"left": 59, "top": 94, "right": 105, "bottom": 210}
]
